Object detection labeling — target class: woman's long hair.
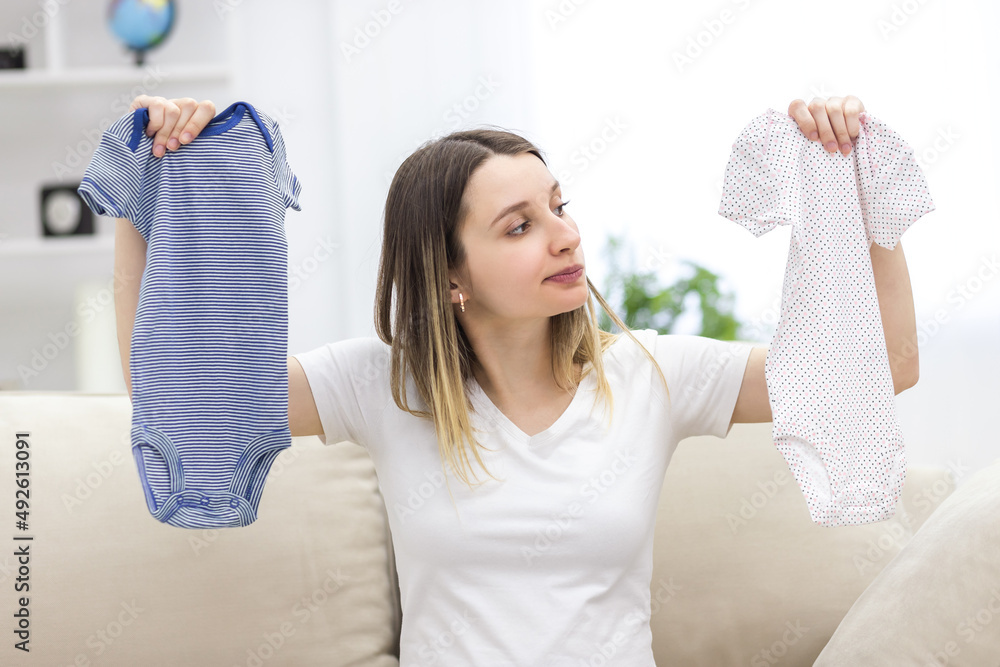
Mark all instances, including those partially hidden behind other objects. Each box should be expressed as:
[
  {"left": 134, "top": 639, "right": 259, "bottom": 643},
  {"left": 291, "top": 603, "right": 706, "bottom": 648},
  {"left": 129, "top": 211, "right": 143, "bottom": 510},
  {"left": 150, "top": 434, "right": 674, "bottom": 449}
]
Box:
[{"left": 374, "top": 127, "right": 670, "bottom": 503}]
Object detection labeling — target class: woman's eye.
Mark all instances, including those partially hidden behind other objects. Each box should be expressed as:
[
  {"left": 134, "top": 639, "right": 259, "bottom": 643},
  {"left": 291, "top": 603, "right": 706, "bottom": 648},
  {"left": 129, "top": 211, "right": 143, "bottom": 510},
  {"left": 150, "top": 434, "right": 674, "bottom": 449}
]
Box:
[
  {"left": 508, "top": 221, "right": 530, "bottom": 236},
  {"left": 507, "top": 200, "right": 571, "bottom": 237}
]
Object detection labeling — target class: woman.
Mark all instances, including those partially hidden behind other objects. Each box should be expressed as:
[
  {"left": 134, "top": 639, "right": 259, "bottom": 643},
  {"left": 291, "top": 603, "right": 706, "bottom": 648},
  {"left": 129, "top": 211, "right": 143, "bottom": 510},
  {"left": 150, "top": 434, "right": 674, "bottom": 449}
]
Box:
[{"left": 115, "top": 93, "right": 917, "bottom": 664}]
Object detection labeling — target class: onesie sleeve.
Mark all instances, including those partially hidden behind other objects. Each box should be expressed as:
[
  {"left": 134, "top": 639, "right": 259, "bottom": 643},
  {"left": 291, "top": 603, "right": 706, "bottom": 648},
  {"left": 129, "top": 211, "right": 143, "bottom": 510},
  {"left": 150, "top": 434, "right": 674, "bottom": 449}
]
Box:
[
  {"left": 718, "top": 109, "right": 798, "bottom": 236},
  {"left": 77, "top": 112, "right": 144, "bottom": 234},
  {"left": 292, "top": 337, "right": 389, "bottom": 448},
  {"left": 854, "top": 111, "right": 935, "bottom": 250},
  {"left": 269, "top": 123, "right": 302, "bottom": 212},
  {"left": 653, "top": 333, "right": 754, "bottom": 441}
]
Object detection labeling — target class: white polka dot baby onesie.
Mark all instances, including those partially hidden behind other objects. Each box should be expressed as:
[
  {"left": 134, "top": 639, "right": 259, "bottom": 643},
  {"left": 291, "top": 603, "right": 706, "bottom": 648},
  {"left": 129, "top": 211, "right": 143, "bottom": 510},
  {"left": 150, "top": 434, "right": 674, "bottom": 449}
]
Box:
[{"left": 718, "top": 108, "right": 935, "bottom": 527}]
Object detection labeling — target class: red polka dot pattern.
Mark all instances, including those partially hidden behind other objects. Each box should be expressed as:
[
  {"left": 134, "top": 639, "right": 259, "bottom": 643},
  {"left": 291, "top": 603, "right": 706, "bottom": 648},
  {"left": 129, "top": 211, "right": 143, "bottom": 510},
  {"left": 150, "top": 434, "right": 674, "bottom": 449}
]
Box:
[{"left": 717, "top": 108, "right": 936, "bottom": 527}]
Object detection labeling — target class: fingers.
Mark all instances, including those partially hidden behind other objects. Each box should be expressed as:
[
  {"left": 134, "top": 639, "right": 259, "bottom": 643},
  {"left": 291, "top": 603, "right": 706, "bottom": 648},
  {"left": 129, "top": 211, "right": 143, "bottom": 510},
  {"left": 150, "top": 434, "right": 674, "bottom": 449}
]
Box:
[
  {"left": 165, "top": 99, "right": 198, "bottom": 152},
  {"left": 842, "top": 94, "right": 866, "bottom": 142},
  {"left": 149, "top": 101, "right": 180, "bottom": 158},
  {"left": 808, "top": 97, "right": 842, "bottom": 154},
  {"left": 790, "top": 95, "right": 867, "bottom": 156},
  {"left": 787, "top": 99, "right": 819, "bottom": 141},
  {"left": 128, "top": 94, "right": 159, "bottom": 113},
  {"left": 176, "top": 100, "right": 216, "bottom": 147},
  {"left": 125, "top": 95, "right": 217, "bottom": 158}
]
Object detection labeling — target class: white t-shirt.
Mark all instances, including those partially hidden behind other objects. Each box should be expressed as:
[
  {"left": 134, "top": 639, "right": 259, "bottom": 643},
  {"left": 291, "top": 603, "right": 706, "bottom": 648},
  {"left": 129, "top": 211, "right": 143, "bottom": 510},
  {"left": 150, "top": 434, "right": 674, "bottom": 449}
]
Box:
[{"left": 292, "top": 328, "right": 753, "bottom": 665}]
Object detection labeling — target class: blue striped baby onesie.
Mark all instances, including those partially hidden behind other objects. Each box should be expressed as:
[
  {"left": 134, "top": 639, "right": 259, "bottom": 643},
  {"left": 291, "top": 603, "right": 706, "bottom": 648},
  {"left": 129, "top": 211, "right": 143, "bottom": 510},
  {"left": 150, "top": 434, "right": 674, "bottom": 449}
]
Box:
[{"left": 77, "top": 101, "right": 302, "bottom": 529}]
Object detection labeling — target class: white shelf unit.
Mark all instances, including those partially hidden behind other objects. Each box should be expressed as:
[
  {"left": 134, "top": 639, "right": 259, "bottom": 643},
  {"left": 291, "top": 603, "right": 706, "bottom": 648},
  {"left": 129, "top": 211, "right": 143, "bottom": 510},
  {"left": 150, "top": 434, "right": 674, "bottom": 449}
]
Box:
[
  {"left": 1, "top": 2, "right": 236, "bottom": 391},
  {"left": 0, "top": 63, "right": 231, "bottom": 88}
]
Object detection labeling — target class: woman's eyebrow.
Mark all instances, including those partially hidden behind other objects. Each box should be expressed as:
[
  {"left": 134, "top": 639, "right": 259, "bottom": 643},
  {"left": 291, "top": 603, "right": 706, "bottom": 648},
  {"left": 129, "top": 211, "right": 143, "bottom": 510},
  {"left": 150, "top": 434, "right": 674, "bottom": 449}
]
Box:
[{"left": 488, "top": 180, "right": 561, "bottom": 229}]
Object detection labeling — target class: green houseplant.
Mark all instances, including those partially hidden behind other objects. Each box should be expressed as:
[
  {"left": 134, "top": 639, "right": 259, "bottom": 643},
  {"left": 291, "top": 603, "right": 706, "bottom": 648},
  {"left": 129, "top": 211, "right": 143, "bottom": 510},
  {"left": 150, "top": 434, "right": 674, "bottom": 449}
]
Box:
[{"left": 597, "top": 233, "right": 743, "bottom": 340}]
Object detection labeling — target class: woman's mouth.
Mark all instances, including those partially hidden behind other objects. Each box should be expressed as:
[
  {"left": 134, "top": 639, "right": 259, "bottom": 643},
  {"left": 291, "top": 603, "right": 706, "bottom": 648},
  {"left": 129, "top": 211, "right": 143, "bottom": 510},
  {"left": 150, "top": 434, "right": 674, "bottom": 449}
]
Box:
[{"left": 545, "top": 267, "right": 584, "bottom": 283}]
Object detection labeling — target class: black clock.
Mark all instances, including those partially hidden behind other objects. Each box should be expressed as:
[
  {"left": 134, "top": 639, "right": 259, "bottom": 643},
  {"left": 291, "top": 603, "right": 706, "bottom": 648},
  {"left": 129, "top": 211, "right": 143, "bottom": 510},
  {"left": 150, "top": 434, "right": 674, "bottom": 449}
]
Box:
[
  {"left": 40, "top": 184, "right": 94, "bottom": 237},
  {"left": 0, "top": 45, "right": 25, "bottom": 70}
]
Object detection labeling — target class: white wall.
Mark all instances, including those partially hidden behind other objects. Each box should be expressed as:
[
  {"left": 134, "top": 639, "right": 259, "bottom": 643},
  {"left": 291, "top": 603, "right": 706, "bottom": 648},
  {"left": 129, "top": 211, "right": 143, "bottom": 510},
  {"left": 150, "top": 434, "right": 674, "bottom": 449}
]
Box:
[
  {"left": 522, "top": 0, "right": 1000, "bottom": 481},
  {"left": 1, "top": 0, "right": 996, "bottom": 481},
  {"left": 227, "top": 0, "right": 1000, "bottom": 480},
  {"left": 287, "top": 0, "right": 539, "bottom": 348}
]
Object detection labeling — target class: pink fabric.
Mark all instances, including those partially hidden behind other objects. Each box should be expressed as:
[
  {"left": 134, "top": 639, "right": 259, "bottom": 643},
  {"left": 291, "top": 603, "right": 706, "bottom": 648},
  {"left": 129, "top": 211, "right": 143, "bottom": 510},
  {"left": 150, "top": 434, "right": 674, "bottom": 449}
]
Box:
[{"left": 718, "top": 108, "right": 935, "bottom": 526}]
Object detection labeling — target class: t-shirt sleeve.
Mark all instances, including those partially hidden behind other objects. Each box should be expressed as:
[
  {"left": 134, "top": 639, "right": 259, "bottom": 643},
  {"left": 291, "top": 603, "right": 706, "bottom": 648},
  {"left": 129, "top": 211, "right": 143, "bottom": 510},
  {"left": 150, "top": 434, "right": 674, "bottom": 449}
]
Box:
[
  {"left": 77, "top": 112, "right": 144, "bottom": 234},
  {"left": 292, "top": 337, "right": 389, "bottom": 448},
  {"left": 854, "top": 111, "right": 935, "bottom": 250},
  {"left": 269, "top": 123, "right": 302, "bottom": 212},
  {"left": 653, "top": 333, "right": 754, "bottom": 441},
  {"left": 718, "top": 109, "right": 798, "bottom": 236}
]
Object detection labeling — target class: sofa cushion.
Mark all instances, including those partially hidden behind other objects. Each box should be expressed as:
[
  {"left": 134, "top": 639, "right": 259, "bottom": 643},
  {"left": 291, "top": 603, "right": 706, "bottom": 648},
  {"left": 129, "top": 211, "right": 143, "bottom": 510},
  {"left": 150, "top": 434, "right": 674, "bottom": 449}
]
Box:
[
  {"left": 813, "top": 455, "right": 1000, "bottom": 666},
  {"left": 0, "top": 393, "right": 400, "bottom": 666},
  {"left": 650, "top": 421, "right": 956, "bottom": 666}
]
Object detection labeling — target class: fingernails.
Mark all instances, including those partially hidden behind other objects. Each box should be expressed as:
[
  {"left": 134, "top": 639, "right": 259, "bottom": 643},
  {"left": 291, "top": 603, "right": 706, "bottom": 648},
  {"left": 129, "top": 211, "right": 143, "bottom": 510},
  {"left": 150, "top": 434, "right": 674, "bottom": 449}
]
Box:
[
  {"left": 824, "top": 141, "right": 837, "bottom": 152},
  {"left": 809, "top": 131, "right": 818, "bottom": 140},
  {"left": 167, "top": 138, "right": 179, "bottom": 150},
  {"left": 841, "top": 143, "right": 852, "bottom": 156},
  {"left": 181, "top": 132, "right": 193, "bottom": 143},
  {"left": 153, "top": 144, "right": 165, "bottom": 157}
]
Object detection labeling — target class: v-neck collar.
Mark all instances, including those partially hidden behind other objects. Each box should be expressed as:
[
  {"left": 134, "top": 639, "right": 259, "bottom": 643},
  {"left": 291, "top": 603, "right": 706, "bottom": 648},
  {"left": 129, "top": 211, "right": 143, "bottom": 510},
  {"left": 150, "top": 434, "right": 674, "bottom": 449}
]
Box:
[{"left": 467, "top": 370, "right": 595, "bottom": 446}]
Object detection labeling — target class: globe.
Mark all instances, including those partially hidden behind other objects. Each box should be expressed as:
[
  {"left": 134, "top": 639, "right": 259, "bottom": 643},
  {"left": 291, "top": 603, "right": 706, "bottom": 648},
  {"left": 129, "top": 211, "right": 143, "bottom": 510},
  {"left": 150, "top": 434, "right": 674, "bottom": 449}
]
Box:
[{"left": 107, "top": 0, "right": 176, "bottom": 67}]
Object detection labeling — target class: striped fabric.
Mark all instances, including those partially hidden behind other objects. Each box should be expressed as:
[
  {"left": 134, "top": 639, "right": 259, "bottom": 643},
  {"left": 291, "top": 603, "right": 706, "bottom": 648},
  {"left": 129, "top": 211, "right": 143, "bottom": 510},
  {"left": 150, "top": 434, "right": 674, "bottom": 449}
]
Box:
[{"left": 78, "top": 101, "right": 302, "bottom": 529}]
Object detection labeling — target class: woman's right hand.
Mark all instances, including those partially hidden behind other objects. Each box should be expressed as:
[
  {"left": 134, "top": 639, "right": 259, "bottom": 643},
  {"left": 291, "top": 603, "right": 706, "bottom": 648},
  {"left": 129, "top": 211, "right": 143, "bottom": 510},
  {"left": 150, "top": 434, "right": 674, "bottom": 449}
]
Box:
[{"left": 127, "top": 96, "right": 217, "bottom": 158}]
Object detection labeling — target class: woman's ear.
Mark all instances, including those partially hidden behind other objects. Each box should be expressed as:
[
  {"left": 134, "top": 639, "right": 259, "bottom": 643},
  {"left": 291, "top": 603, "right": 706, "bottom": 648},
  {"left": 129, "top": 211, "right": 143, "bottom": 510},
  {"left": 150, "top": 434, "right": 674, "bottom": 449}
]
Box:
[{"left": 447, "top": 272, "right": 469, "bottom": 308}]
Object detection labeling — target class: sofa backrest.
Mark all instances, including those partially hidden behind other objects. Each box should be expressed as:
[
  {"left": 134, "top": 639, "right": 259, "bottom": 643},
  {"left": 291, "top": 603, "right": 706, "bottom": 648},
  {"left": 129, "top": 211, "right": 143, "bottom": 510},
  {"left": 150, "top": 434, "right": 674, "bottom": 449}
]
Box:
[
  {"left": 651, "top": 422, "right": 956, "bottom": 665},
  {"left": 0, "top": 394, "right": 958, "bottom": 666},
  {"left": 0, "top": 392, "right": 401, "bottom": 666}
]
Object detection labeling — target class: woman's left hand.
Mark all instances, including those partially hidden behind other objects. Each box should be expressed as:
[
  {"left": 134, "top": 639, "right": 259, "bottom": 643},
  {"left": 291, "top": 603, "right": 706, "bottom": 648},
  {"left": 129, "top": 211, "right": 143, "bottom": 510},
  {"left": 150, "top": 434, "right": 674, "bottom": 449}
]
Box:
[{"left": 787, "top": 96, "right": 866, "bottom": 156}]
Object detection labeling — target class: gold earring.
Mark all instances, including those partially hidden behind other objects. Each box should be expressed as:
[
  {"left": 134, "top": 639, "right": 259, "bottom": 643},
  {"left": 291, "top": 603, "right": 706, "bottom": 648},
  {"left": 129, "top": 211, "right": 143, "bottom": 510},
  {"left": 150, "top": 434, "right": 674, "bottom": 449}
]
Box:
[{"left": 459, "top": 292, "right": 465, "bottom": 313}]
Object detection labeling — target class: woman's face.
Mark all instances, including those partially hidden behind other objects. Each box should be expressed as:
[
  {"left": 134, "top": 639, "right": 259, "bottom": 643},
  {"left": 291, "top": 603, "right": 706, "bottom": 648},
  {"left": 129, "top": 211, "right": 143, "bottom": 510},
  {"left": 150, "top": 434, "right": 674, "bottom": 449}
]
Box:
[{"left": 451, "top": 152, "right": 587, "bottom": 324}]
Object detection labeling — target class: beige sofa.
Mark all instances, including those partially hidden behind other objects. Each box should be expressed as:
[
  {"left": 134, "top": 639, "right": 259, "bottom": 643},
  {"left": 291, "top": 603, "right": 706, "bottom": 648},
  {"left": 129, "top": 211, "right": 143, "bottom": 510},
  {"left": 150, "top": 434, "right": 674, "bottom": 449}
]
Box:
[{"left": 1, "top": 391, "right": 997, "bottom": 666}]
